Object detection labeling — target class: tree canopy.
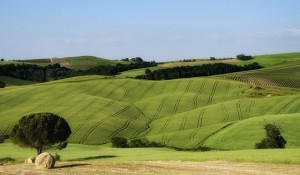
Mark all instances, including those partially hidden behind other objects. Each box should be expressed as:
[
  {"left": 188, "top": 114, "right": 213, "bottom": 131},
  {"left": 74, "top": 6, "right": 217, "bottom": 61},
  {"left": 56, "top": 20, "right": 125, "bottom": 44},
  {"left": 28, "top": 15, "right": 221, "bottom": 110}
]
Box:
[
  {"left": 10, "top": 113, "right": 71, "bottom": 155},
  {"left": 255, "top": 123, "right": 286, "bottom": 149}
]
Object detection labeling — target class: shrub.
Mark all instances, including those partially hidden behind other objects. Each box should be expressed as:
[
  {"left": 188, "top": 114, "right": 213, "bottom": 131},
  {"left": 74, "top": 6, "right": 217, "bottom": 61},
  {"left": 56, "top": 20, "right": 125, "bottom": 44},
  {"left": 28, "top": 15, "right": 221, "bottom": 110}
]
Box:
[
  {"left": 111, "top": 137, "right": 129, "bottom": 148},
  {"left": 129, "top": 138, "right": 163, "bottom": 148},
  {"left": 0, "top": 157, "right": 15, "bottom": 165},
  {"left": 255, "top": 123, "right": 286, "bottom": 149},
  {"left": 0, "top": 81, "right": 5, "bottom": 88}
]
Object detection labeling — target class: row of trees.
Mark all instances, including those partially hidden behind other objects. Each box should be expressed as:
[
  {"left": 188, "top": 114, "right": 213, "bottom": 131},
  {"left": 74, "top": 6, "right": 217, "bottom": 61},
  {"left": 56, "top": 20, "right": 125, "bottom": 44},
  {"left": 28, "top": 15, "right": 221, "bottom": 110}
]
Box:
[
  {"left": 236, "top": 54, "right": 253, "bottom": 60},
  {"left": 0, "top": 61, "right": 157, "bottom": 83},
  {"left": 136, "top": 62, "right": 262, "bottom": 80}
]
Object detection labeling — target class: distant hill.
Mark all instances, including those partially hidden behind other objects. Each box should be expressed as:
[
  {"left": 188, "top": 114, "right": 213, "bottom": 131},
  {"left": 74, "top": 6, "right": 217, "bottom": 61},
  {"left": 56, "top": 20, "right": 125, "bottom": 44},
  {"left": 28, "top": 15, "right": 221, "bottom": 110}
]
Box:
[{"left": 2, "top": 56, "right": 128, "bottom": 70}]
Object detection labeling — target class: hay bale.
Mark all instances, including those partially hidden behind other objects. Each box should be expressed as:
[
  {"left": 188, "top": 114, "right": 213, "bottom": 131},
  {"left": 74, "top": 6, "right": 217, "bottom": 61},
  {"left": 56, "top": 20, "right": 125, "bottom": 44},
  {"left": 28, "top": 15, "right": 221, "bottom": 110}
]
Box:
[
  {"left": 35, "top": 152, "right": 55, "bottom": 169},
  {"left": 25, "top": 156, "right": 35, "bottom": 164}
]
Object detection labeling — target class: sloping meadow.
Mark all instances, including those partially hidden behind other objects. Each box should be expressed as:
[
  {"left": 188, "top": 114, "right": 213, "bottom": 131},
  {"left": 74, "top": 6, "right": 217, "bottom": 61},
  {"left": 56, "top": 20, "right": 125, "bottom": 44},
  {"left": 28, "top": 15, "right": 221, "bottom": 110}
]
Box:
[{"left": 0, "top": 75, "right": 299, "bottom": 150}]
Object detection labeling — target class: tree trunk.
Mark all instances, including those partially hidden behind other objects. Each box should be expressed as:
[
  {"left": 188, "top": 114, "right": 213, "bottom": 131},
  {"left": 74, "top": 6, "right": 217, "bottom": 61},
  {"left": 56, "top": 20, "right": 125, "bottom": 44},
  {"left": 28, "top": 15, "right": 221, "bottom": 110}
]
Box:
[{"left": 36, "top": 148, "right": 42, "bottom": 155}]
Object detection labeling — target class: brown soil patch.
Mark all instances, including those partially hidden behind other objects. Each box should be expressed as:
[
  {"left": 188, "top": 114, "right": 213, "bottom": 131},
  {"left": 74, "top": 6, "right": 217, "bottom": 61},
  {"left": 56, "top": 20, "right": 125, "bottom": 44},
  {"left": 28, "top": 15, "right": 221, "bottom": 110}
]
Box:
[{"left": 1, "top": 161, "right": 299, "bottom": 175}]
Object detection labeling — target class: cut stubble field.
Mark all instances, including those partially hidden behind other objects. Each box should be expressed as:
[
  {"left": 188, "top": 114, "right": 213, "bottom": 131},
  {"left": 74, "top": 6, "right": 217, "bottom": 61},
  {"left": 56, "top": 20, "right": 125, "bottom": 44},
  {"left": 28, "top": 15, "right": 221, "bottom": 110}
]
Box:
[{"left": 1, "top": 161, "right": 300, "bottom": 175}]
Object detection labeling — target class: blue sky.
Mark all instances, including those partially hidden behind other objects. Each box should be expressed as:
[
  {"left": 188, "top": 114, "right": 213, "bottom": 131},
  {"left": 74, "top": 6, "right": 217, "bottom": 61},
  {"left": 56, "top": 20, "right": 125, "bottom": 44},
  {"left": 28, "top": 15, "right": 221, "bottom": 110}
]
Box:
[{"left": 1, "top": 0, "right": 300, "bottom": 61}]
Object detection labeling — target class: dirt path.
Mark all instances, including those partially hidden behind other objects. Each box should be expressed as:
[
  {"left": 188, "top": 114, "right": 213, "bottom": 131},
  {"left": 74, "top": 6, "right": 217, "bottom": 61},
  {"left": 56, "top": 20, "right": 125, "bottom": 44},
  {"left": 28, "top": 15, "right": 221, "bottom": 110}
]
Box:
[{"left": 1, "top": 161, "right": 299, "bottom": 175}]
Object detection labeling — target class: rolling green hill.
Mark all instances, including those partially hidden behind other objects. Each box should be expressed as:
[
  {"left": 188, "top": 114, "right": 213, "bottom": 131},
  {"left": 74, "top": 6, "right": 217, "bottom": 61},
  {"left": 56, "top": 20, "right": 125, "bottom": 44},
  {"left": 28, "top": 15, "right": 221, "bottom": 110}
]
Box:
[
  {"left": 0, "top": 75, "right": 299, "bottom": 150},
  {"left": 0, "top": 52, "right": 299, "bottom": 151}
]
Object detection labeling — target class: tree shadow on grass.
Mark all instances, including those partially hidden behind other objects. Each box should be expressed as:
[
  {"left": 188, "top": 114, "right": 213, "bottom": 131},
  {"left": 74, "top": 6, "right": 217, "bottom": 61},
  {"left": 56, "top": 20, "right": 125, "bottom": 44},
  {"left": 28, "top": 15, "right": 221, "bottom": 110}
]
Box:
[{"left": 69, "top": 155, "right": 117, "bottom": 161}]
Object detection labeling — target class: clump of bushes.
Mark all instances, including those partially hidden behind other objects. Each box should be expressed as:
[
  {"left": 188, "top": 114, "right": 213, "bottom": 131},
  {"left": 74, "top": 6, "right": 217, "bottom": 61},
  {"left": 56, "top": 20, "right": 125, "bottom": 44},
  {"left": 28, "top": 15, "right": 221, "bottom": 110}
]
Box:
[
  {"left": 111, "top": 137, "right": 129, "bottom": 148},
  {"left": 0, "top": 81, "right": 5, "bottom": 88},
  {"left": 0, "top": 157, "right": 15, "bottom": 165},
  {"left": 0, "top": 135, "right": 9, "bottom": 143},
  {"left": 255, "top": 123, "right": 286, "bottom": 149},
  {"left": 111, "top": 137, "right": 163, "bottom": 148}
]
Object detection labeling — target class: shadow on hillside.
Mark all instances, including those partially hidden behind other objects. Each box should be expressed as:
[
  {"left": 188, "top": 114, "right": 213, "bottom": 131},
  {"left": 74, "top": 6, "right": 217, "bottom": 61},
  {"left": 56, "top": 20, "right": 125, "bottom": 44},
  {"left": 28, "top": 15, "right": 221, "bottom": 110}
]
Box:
[
  {"left": 69, "top": 155, "right": 117, "bottom": 161},
  {"left": 55, "top": 163, "right": 91, "bottom": 169}
]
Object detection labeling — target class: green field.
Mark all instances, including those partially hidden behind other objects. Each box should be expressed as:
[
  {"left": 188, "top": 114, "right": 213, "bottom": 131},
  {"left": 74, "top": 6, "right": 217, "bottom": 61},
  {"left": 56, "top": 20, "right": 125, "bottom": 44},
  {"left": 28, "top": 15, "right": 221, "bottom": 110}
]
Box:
[
  {"left": 0, "top": 76, "right": 36, "bottom": 86},
  {"left": 0, "top": 52, "right": 299, "bottom": 165},
  {"left": 0, "top": 76, "right": 299, "bottom": 149},
  {"left": 0, "top": 143, "right": 299, "bottom": 164}
]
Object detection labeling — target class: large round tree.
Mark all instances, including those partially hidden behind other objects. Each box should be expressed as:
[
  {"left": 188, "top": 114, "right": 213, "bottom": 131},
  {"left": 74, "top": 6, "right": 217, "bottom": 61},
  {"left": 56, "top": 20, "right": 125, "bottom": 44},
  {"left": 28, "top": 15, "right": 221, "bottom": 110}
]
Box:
[{"left": 10, "top": 113, "right": 71, "bottom": 155}]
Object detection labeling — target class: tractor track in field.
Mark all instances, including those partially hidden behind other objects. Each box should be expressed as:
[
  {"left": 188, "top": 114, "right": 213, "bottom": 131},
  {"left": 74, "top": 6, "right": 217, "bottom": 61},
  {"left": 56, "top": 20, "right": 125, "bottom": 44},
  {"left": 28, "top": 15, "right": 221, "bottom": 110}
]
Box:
[
  {"left": 152, "top": 97, "right": 168, "bottom": 120},
  {"left": 106, "top": 107, "right": 145, "bottom": 140},
  {"left": 185, "top": 80, "right": 193, "bottom": 93},
  {"left": 132, "top": 104, "right": 150, "bottom": 137},
  {"left": 138, "top": 82, "right": 157, "bottom": 100},
  {"left": 105, "top": 80, "right": 129, "bottom": 98},
  {"left": 157, "top": 95, "right": 183, "bottom": 134},
  {"left": 56, "top": 82, "right": 94, "bottom": 115},
  {"left": 223, "top": 82, "right": 231, "bottom": 101},
  {"left": 195, "top": 123, "right": 234, "bottom": 147},
  {"left": 69, "top": 100, "right": 117, "bottom": 140},
  {"left": 246, "top": 100, "right": 255, "bottom": 113},
  {"left": 221, "top": 103, "right": 230, "bottom": 123},
  {"left": 159, "top": 83, "right": 166, "bottom": 95},
  {"left": 179, "top": 112, "right": 190, "bottom": 131},
  {"left": 172, "top": 80, "right": 182, "bottom": 93},
  {"left": 278, "top": 97, "right": 297, "bottom": 114},
  {"left": 79, "top": 105, "right": 132, "bottom": 144},
  {"left": 1, "top": 124, "right": 13, "bottom": 136},
  {"left": 193, "top": 80, "right": 207, "bottom": 109},
  {"left": 207, "top": 81, "right": 219, "bottom": 106},
  {"left": 236, "top": 99, "right": 243, "bottom": 120}
]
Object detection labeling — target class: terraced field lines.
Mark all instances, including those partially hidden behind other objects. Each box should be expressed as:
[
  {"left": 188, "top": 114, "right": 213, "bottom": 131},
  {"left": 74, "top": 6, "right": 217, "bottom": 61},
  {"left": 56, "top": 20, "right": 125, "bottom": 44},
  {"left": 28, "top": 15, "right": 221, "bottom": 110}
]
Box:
[
  {"left": 223, "top": 82, "right": 231, "bottom": 101},
  {"left": 172, "top": 80, "right": 182, "bottom": 93},
  {"left": 221, "top": 103, "right": 230, "bottom": 123},
  {"left": 56, "top": 83, "right": 93, "bottom": 115},
  {"left": 179, "top": 112, "right": 190, "bottom": 131},
  {"left": 197, "top": 108, "right": 206, "bottom": 128},
  {"left": 185, "top": 80, "right": 193, "bottom": 93},
  {"left": 236, "top": 99, "right": 243, "bottom": 120},
  {"left": 69, "top": 100, "right": 117, "bottom": 140},
  {"left": 105, "top": 80, "right": 129, "bottom": 98},
  {"left": 278, "top": 97, "right": 298, "bottom": 114},
  {"left": 207, "top": 81, "right": 219, "bottom": 105},
  {"left": 1, "top": 124, "right": 13, "bottom": 136},
  {"left": 79, "top": 105, "right": 132, "bottom": 144},
  {"left": 195, "top": 123, "right": 233, "bottom": 147},
  {"left": 152, "top": 97, "right": 168, "bottom": 120},
  {"left": 132, "top": 104, "right": 150, "bottom": 137},
  {"left": 193, "top": 80, "right": 207, "bottom": 109},
  {"left": 66, "top": 98, "right": 99, "bottom": 120},
  {"left": 246, "top": 100, "right": 255, "bottom": 113},
  {"left": 157, "top": 95, "right": 183, "bottom": 134},
  {"left": 159, "top": 83, "right": 167, "bottom": 95},
  {"left": 138, "top": 82, "right": 157, "bottom": 100},
  {"left": 106, "top": 107, "right": 145, "bottom": 140}
]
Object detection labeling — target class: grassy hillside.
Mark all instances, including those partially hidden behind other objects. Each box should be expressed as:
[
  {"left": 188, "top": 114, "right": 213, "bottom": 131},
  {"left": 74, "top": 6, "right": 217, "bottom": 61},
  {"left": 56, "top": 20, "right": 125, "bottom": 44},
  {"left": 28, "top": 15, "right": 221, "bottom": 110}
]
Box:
[
  {"left": 0, "top": 76, "right": 36, "bottom": 86},
  {"left": 0, "top": 75, "right": 299, "bottom": 150}
]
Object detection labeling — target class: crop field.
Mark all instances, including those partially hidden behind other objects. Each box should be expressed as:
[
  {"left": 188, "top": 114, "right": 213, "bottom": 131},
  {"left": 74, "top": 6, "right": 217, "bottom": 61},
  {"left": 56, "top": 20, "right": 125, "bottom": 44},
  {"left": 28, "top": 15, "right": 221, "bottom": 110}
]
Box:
[
  {"left": 0, "top": 76, "right": 36, "bottom": 86},
  {"left": 0, "top": 74, "right": 299, "bottom": 149},
  {"left": 217, "top": 64, "right": 300, "bottom": 88}
]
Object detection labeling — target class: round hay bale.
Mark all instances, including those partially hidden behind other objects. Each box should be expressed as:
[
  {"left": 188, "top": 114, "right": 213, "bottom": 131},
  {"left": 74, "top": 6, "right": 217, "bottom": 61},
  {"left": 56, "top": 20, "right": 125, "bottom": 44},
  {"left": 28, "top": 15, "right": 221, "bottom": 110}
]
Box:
[
  {"left": 25, "top": 156, "right": 35, "bottom": 164},
  {"left": 35, "top": 152, "right": 55, "bottom": 169}
]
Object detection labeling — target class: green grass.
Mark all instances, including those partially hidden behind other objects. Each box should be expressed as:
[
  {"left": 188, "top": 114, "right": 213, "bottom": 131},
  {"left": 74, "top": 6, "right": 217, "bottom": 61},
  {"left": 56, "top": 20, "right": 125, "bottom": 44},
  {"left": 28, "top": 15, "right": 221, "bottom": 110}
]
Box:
[
  {"left": 0, "top": 143, "right": 299, "bottom": 164},
  {"left": 62, "top": 56, "right": 128, "bottom": 70},
  {"left": 0, "top": 76, "right": 36, "bottom": 86},
  {"left": 203, "top": 113, "right": 300, "bottom": 150},
  {"left": 0, "top": 75, "right": 299, "bottom": 149},
  {"left": 217, "top": 64, "right": 300, "bottom": 88},
  {"left": 0, "top": 52, "right": 299, "bottom": 159}
]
